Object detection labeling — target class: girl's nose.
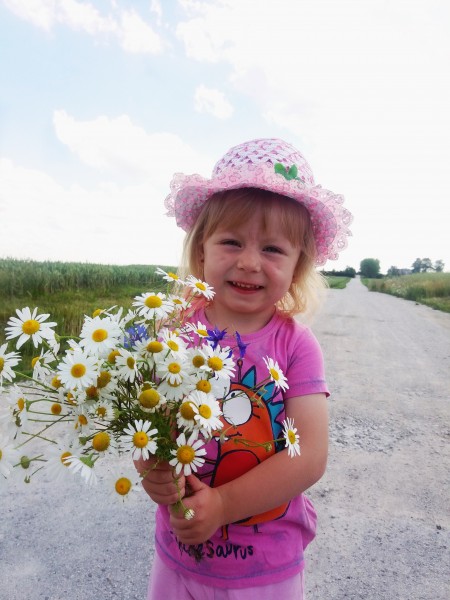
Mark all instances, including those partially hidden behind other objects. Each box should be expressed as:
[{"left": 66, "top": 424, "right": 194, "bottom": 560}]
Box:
[{"left": 237, "top": 248, "right": 261, "bottom": 272}]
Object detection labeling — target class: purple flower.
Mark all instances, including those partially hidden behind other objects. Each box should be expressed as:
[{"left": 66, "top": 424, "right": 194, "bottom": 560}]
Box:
[
  {"left": 235, "top": 331, "right": 248, "bottom": 359},
  {"left": 206, "top": 326, "right": 227, "bottom": 350},
  {"left": 123, "top": 324, "right": 149, "bottom": 349}
]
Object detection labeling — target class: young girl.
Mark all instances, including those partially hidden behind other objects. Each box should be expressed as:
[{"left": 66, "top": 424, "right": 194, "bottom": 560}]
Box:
[{"left": 137, "top": 138, "right": 352, "bottom": 598}]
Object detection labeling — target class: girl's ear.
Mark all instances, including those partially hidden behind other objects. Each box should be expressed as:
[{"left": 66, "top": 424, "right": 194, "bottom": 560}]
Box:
[{"left": 199, "top": 244, "right": 205, "bottom": 263}]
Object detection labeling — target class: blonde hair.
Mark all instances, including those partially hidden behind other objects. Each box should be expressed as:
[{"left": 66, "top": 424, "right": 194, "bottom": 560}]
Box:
[{"left": 179, "top": 188, "right": 327, "bottom": 318}]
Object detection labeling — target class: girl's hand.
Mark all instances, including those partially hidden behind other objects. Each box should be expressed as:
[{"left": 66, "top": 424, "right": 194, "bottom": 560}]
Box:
[
  {"left": 134, "top": 456, "right": 186, "bottom": 505},
  {"left": 169, "top": 474, "right": 225, "bottom": 545}
]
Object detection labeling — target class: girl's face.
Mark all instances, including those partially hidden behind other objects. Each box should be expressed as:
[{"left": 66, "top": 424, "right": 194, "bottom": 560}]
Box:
[{"left": 201, "top": 213, "right": 301, "bottom": 333}]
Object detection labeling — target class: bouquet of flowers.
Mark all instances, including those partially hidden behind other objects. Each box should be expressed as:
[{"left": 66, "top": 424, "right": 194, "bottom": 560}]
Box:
[{"left": 0, "top": 268, "right": 300, "bottom": 515}]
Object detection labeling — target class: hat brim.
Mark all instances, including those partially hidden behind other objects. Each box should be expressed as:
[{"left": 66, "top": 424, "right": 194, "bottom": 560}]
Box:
[{"left": 165, "top": 163, "right": 352, "bottom": 266}]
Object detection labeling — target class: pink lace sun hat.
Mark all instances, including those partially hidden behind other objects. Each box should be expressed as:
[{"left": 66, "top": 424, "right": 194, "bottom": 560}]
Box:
[{"left": 165, "top": 138, "right": 353, "bottom": 266}]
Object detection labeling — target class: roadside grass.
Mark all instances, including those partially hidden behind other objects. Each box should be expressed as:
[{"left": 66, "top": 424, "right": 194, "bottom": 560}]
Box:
[
  {"left": 326, "top": 276, "right": 351, "bottom": 289},
  {"left": 362, "top": 273, "right": 450, "bottom": 313}
]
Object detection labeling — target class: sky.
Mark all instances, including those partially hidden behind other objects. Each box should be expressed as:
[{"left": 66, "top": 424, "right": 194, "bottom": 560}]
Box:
[{"left": 1, "top": 0, "right": 449, "bottom": 274}]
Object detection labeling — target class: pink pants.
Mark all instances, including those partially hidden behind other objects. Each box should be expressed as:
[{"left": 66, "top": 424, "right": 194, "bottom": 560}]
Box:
[{"left": 147, "top": 551, "right": 305, "bottom": 599}]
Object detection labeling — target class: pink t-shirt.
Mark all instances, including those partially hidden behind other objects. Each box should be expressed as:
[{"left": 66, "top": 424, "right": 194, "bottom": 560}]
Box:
[{"left": 155, "top": 308, "right": 329, "bottom": 589}]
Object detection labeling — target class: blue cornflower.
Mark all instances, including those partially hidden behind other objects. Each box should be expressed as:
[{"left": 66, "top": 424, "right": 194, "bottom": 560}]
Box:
[
  {"left": 123, "top": 324, "right": 149, "bottom": 349},
  {"left": 206, "top": 326, "right": 227, "bottom": 350},
  {"left": 235, "top": 331, "right": 248, "bottom": 359}
]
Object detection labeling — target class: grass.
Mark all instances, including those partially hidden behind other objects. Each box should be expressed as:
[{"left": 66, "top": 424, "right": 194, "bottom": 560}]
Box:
[
  {"left": 326, "top": 276, "right": 351, "bottom": 289},
  {"left": 363, "top": 272, "right": 450, "bottom": 313}
]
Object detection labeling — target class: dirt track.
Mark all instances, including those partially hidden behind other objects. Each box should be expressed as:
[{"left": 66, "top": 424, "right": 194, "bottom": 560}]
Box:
[{"left": 1, "top": 277, "right": 449, "bottom": 599}]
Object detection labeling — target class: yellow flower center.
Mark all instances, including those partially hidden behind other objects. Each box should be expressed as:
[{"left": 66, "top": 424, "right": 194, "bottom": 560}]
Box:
[
  {"left": 167, "top": 272, "right": 178, "bottom": 280},
  {"left": 167, "top": 340, "right": 179, "bottom": 352},
  {"left": 78, "top": 415, "right": 88, "bottom": 426},
  {"left": 197, "top": 329, "right": 208, "bottom": 337},
  {"left": 168, "top": 362, "right": 181, "bottom": 374},
  {"left": 96, "top": 406, "right": 107, "bottom": 418},
  {"left": 17, "top": 397, "right": 25, "bottom": 411},
  {"left": 66, "top": 392, "right": 76, "bottom": 405},
  {"left": 177, "top": 445, "right": 195, "bottom": 464},
  {"left": 51, "top": 403, "right": 62, "bottom": 415},
  {"left": 31, "top": 356, "right": 40, "bottom": 368},
  {"left": 97, "top": 371, "right": 112, "bottom": 388},
  {"left": 60, "top": 451, "right": 72, "bottom": 466},
  {"left": 192, "top": 355, "right": 205, "bottom": 368},
  {"left": 51, "top": 376, "right": 62, "bottom": 388},
  {"left": 145, "top": 295, "right": 162, "bottom": 309},
  {"left": 198, "top": 404, "right": 212, "bottom": 419},
  {"left": 196, "top": 379, "right": 211, "bottom": 393},
  {"left": 115, "top": 477, "right": 132, "bottom": 496},
  {"left": 147, "top": 340, "right": 163, "bottom": 353},
  {"left": 92, "top": 431, "right": 110, "bottom": 452},
  {"left": 195, "top": 282, "right": 207, "bottom": 292},
  {"left": 288, "top": 430, "right": 297, "bottom": 444},
  {"left": 269, "top": 368, "right": 280, "bottom": 381},
  {"left": 0, "top": 358, "right": 4, "bottom": 372},
  {"left": 133, "top": 431, "right": 149, "bottom": 448},
  {"left": 126, "top": 357, "right": 135, "bottom": 369},
  {"left": 22, "top": 319, "right": 40, "bottom": 335},
  {"left": 92, "top": 328, "right": 108, "bottom": 342},
  {"left": 108, "top": 350, "right": 121, "bottom": 363},
  {"left": 92, "top": 308, "right": 104, "bottom": 317},
  {"left": 180, "top": 401, "right": 195, "bottom": 420},
  {"left": 139, "top": 389, "right": 160, "bottom": 409},
  {"left": 85, "top": 385, "right": 98, "bottom": 399},
  {"left": 208, "top": 357, "right": 223, "bottom": 371},
  {"left": 71, "top": 363, "right": 87, "bottom": 378}
]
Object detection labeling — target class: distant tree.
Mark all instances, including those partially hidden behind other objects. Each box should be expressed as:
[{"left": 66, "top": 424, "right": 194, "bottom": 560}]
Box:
[
  {"left": 412, "top": 257, "right": 438, "bottom": 273},
  {"left": 412, "top": 258, "right": 422, "bottom": 273},
  {"left": 434, "top": 259, "right": 445, "bottom": 272},
  {"left": 387, "top": 266, "right": 400, "bottom": 277},
  {"left": 421, "top": 258, "right": 433, "bottom": 272},
  {"left": 360, "top": 258, "right": 380, "bottom": 278}
]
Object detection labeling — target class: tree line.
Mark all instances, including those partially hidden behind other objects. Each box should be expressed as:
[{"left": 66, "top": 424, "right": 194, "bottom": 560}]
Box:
[{"left": 359, "top": 257, "right": 445, "bottom": 278}]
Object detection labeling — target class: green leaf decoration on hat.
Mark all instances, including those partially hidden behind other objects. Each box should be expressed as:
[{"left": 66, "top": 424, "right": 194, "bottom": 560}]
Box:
[{"left": 274, "top": 162, "right": 301, "bottom": 181}]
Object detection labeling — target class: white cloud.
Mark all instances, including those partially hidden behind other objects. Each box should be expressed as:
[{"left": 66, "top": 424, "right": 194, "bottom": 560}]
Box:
[
  {"left": 53, "top": 110, "right": 211, "bottom": 179},
  {"left": 3, "top": 0, "right": 164, "bottom": 54},
  {"left": 194, "top": 85, "right": 233, "bottom": 119}
]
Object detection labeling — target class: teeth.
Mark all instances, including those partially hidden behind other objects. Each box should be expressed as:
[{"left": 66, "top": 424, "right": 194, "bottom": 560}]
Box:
[{"left": 233, "top": 282, "right": 260, "bottom": 289}]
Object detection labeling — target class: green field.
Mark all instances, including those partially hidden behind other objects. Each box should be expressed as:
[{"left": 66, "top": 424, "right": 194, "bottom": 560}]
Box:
[
  {"left": 0, "top": 259, "right": 351, "bottom": 353},
  {"left": 363, "top": 272, "right": 450, "bottom": 313}
]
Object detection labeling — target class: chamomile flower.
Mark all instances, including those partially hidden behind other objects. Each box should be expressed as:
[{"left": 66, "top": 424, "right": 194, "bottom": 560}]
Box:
[
  {"left": 176, "top": 399, "right": 198, "bottom": 431},
  {"left": 132, "top": 292, "right": 173, "bottom": 320},
  {"left": 200, "top": 345, "right": 235, "bottom": 382},
  {"left": 91, "top": 430, "right": 117, "bottom": 457},
  {"left": 0, "top": 433, "right": 20, "bottom": 479},
  {"left": 79, "top": 315, "right": 122, "bottom": 357},
  {"left": 4, "top": 384, "right": 29, "bottom": 428},
  {"left": 0, "top": 343, "right": 20, "bottom": 386},
  {"left": 31, "top": 349, "right": 56, "bottom": 381},
  {"left": 189, "top": 390, "right": 223, "bottom": 435},
  {"left": 159, "top": 329, "right": 188, "bottom": 359},
  {"left": 121, "top": 419, "right": 158, "bottom": 460},
  {"left": 134, "top": 337, "right": 165, "bottom": 366},
  {"left": 169, "top": 431, "right": 207, "bottom": 476},
  {"left": 157, "top": 377, "right": 194, "bottom": 402},
  {"left": 137, "top": 386, "right": 167, "bottom": 413},
  {"left": 282, "top": 417, "right": 301, "bottom": 457},
  {"left": 170, "top": 295, "right": 188, "bottom": 310},
  {"left": 263, "top": 357, "right": 289, "bottom": 392},
  {"left": 155, "top": 267, "right": 183, "bottom": 284},
  {"left": 71, "top": 405, "right": 96, "bottom": 439},
  {"left": 115, "top": 349, "right": 139, "bottom": 383},
  {"left": 44, "top": 439, "right": 80, "bottom": 483},
  {"left": 157, "top": 356, "right": 190, "bottom": 386},
  {"left": 184, "top": 321, "right": 210, "bottom": 340},
  {"left": 185, "top": 275, "right": 215, "bottom": 300},
  {"left": 57, "top": 349, "right": 99, "bottom": 390},
  {"left": 105, "top": 465, "right": 141, "bottom": 503},
  {"left": 5, "top": 306, "right": 57, "bottom": 349},
  {"left": 91, "top": 399, "right": 115, "bottom": 423}
]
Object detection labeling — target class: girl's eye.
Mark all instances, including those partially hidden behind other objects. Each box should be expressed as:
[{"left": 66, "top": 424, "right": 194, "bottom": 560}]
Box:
[
  {"left": 221, "top": 239, "right": 240, "bottom": 247},
  {"left": 264, "top": 245, "right": 283, "bottom": 254}
]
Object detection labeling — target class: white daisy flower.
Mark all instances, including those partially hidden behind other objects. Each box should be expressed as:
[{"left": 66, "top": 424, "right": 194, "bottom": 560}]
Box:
[
  {"left": 282, "top": 417, "right": 301, "bottom": 457},
  {"left": 157, "top": 356, "right": 190, "bottom": 386},
  {"left": 0, "top": 342, "right": 21, "bottom": 386},
  {"left": 169, "top": 431, "right": 207, "bottom": 476},
  {"left": 170, "top": 295, "right": 188, "bottom": 310},
  {"left": 132, "top": 292, "right": 173, "bottom": 320},
  {"left": 3, "top": 384, "right": 29, "bottom": 428},
  {"left": 184, "top": 321, "right": 210, "bottom": 340},
  {"left": 189, "top": 390, "right": 223, "bottom": 435},
  {"left": 200, "top": 345, "right": 235, "bottom": 381},
  {"left": 155, "top": 267, "right": 183, "bottom": 284},
  {"left": 134, "top": 337, "right": 165, "bottom": 366},
  {"left": 263, "top": 357, "right": 289, "bottom": 392},
  {"left": 91, "top": 430, "right": 118, "bottom": 457},
  {"left": 114, "top": 349, "right": 139, "bottom": 383},
  {"left": 44, "top": 439, "right": 80, "bottom": 483},
  {"left": 5, "top": 306, "right": 57, "bottom": 349},
  {"left": 176, "top": 399, "right": 198, "bottom": 431},
  {"left": 65, "top": 455, "right": 98, "bottom": 487},
  {"left": 185, "top": 275, "right": 215, "bottom": 300},
  {"left": 31, "top": 349, "right": 56, "bottom": 381},
  {"left": 91, "top": 399, "right": 115, "bottom": 423},
  {"left": 57, "top": 349, "right": 99, "bottom": 390},
  {"left": 79, "top": 315, "right": 122, "bottom": 357},
  {"left": 71, "top": 405, "right": 96, "bottom": 439},
  {"left": 121, "top": 419, "right": 158, "bottom": 460},
  {"left": 0, "top": 433, "right": 20, "bottom": 479},
  {"left": 104, "top": 465, "right": 142, "bottom": 503},
  {"left": 157, "top": 377, "right": 195, "bottom": 402},
  {"left": 159, "top": 329, "right": 188, "bottom": 359}
]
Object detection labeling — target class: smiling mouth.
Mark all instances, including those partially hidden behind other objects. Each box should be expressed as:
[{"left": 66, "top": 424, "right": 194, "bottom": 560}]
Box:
[{"left": 230, "top": 281, "right": 263, "bottom": 290}]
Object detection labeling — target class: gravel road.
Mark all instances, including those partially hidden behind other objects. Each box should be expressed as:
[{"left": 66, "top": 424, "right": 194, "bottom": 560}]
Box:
[{"left": 1, "top": 277, "right": 449, "bottom": 599}]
